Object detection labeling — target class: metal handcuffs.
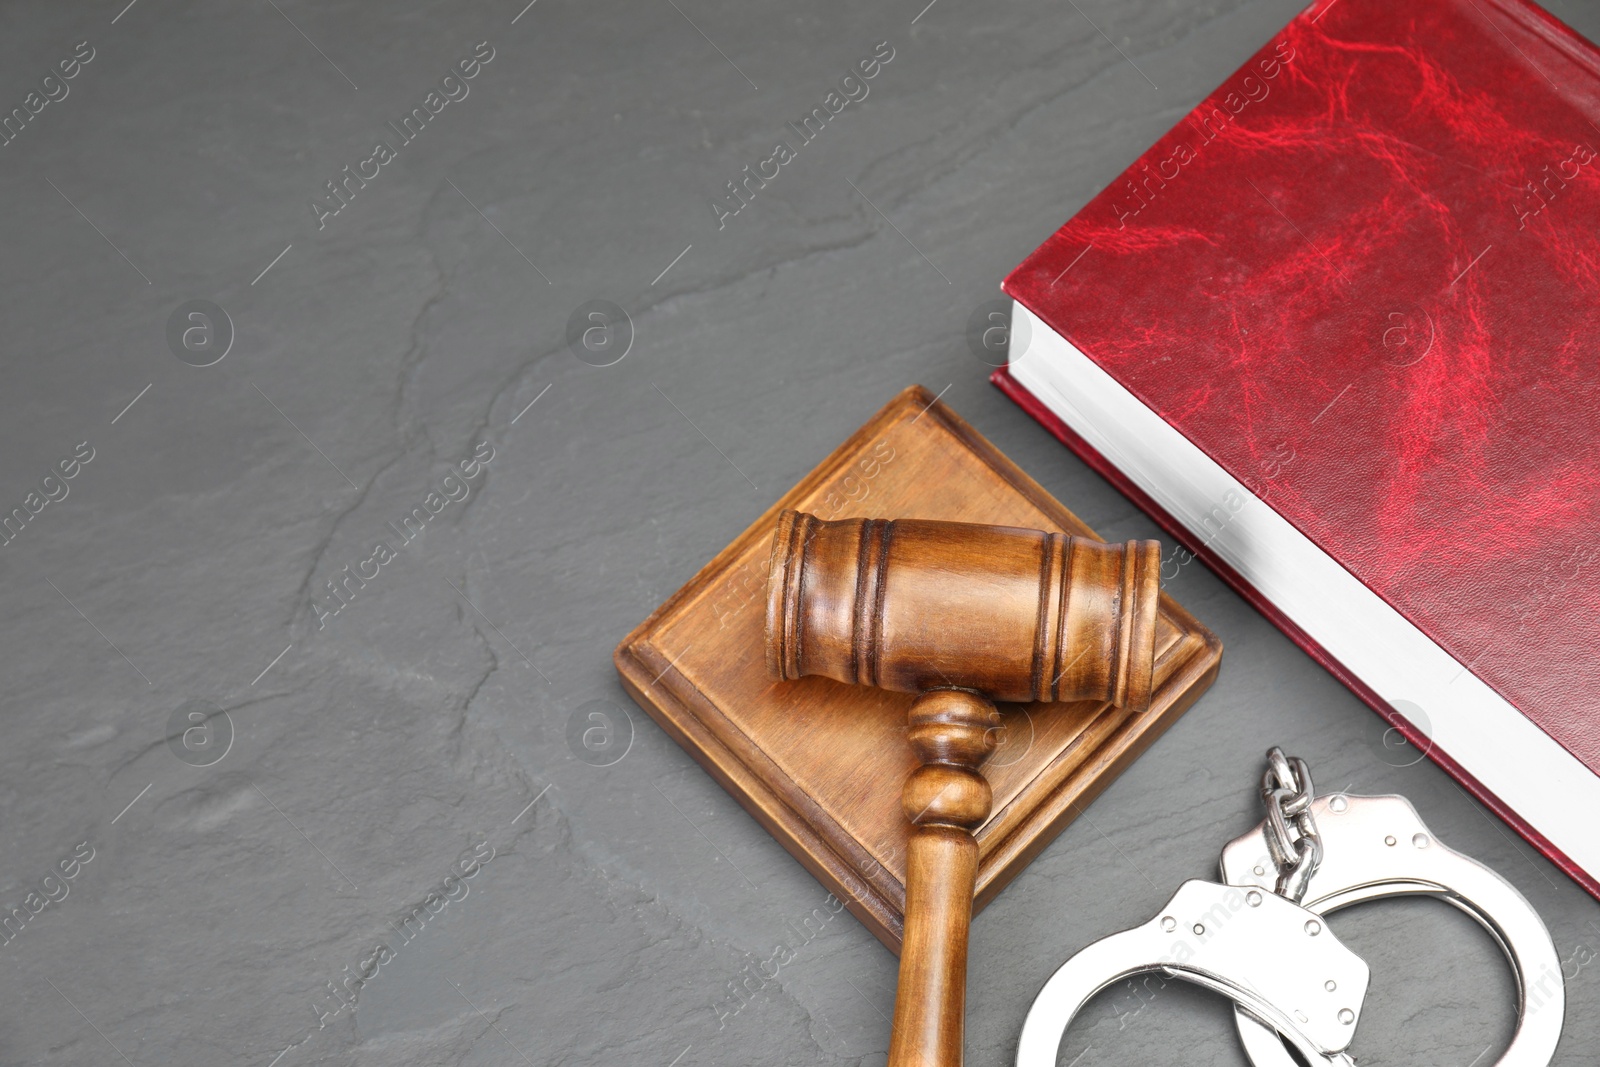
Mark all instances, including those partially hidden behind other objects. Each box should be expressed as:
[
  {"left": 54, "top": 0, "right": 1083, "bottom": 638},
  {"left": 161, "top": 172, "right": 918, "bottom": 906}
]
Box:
[{"left": 1016, "top": 749, "right": 1564, "bottom": 1067}]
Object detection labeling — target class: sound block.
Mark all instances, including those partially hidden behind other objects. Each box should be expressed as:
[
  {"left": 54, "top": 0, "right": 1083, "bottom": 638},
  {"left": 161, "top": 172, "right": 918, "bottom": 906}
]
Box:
[{"left": 613, "top": 384, "right": 1222, "bottom": 952}]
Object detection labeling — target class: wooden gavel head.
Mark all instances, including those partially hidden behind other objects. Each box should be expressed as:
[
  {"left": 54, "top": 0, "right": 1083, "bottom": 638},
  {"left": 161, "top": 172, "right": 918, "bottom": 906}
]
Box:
[{"left": 765, "top": 510, "right": 1161, "bottom": 710}]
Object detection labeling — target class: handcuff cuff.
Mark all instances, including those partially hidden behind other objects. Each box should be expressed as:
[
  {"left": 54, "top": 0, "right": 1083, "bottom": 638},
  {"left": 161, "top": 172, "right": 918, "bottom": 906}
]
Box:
[{"left": 1016, "top": 748, "right": 1564, "bottom": 1067}]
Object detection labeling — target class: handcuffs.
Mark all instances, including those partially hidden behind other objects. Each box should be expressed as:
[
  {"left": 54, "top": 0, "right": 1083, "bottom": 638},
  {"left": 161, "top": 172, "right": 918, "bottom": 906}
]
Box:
[{"left": 1017, "top": 748, "right": 1564, "bottom": 1067}]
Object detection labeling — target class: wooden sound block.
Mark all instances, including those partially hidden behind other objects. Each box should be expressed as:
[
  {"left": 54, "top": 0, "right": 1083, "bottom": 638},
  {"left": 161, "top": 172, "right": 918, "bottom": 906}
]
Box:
[{"left": 613, "top": 384, "right": 1222, "bottom": 952}]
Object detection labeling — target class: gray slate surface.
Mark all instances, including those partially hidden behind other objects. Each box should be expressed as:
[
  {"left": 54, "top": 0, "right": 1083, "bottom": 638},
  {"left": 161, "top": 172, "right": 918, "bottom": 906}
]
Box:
[{"left": 2, "top": 1, "right": 1597, "bottom": 1064}]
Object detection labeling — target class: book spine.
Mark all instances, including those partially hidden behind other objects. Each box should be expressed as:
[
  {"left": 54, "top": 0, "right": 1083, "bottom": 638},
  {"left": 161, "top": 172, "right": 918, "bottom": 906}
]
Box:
[{"left": 1467, "top": 0, "right": 1600, "bottom": 83}]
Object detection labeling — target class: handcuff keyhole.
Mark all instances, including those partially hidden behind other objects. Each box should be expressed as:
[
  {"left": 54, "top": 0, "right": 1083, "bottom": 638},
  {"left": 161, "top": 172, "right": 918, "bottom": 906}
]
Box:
[
  {"left": 1338, "top": 1008, "right": 1355, "bottom": 1025},
  {"left": 1304, "top": 919, "right": 1321, "bottom": 936}
]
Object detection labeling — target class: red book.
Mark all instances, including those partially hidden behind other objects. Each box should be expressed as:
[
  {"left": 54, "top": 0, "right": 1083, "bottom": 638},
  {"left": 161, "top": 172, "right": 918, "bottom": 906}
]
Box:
[{"left": 996, "top": 0, "right": 1600, "bottom": 898}]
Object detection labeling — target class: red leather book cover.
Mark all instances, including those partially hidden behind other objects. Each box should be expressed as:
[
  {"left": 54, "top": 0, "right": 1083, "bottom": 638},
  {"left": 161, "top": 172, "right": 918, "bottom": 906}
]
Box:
[{"left": 1000, "top": 0, "right": 1600, "bottom": 889}]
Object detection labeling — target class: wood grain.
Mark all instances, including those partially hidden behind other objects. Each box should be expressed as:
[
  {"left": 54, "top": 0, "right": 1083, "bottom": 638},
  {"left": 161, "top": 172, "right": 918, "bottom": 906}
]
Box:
[
  {"left": 613, "top": 384, "right": 1223, "bottom": 951},
  {"left": 765, "top": 510, "right": 1161, "bottom": 708}
]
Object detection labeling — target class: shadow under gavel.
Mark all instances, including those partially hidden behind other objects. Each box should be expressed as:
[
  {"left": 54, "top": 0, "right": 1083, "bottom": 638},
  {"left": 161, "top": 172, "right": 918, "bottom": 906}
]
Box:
[{"left": 766, "top": 510, "right": 1161, "bottom": 1067}]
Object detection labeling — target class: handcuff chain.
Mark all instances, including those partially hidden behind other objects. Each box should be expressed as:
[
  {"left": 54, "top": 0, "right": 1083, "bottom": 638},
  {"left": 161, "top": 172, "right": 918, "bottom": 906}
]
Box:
[{"left": 1260, "top": 747, "right": 1322, "bottom": 903}]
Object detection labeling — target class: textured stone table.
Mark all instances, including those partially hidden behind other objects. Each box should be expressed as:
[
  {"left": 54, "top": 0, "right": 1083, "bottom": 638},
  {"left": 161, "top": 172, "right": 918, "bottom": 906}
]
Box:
[{"left": 1, "top": 1, "right": 1596, "bottom": 1064}]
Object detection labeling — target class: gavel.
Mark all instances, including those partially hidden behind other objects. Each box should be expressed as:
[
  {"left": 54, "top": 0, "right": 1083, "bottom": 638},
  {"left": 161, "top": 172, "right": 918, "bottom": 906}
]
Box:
[{"left": 765, "top": 510, "right": 1161, "bottom": 1067}]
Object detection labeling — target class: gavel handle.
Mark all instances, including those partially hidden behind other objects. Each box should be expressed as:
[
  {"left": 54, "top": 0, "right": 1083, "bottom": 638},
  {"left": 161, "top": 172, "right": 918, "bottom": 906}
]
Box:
[
  {"left": 890, "top": 826, "right": 981, "bottom": 1066},
  {"left": 887, "top": 689, "right": 1000, "bottom": 1067}
]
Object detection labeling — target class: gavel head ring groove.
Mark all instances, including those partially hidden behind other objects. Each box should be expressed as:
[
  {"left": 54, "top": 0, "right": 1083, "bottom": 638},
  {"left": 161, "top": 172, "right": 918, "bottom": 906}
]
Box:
[{"left": 764, "top": 510, "right": 1162, "bottom": 710}]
